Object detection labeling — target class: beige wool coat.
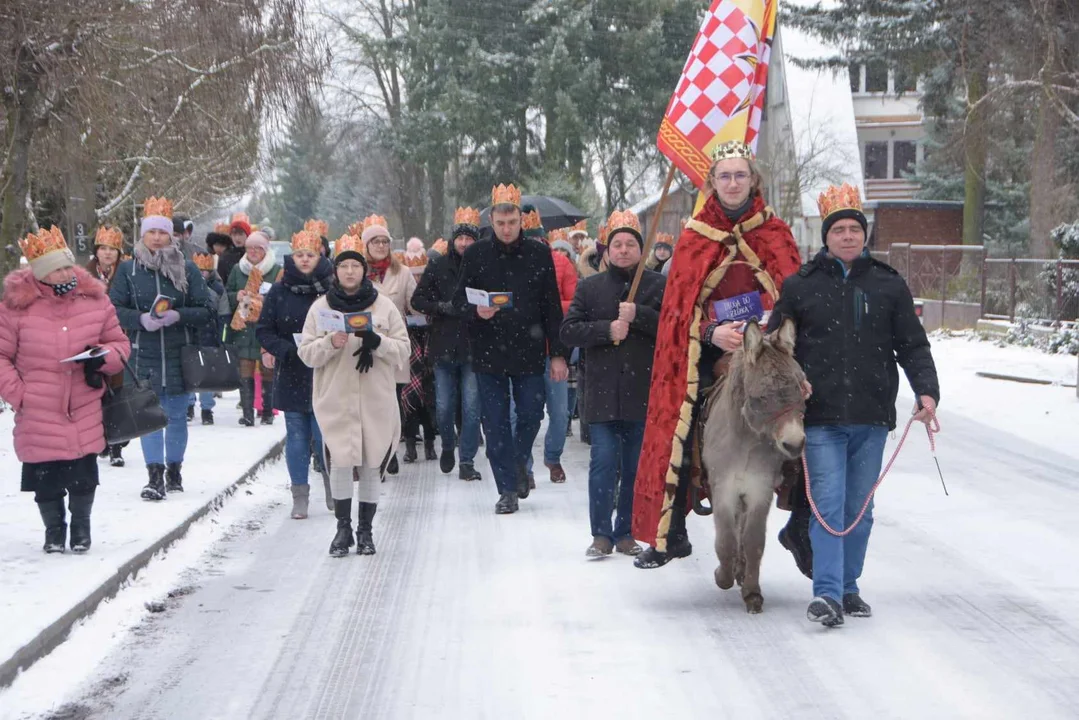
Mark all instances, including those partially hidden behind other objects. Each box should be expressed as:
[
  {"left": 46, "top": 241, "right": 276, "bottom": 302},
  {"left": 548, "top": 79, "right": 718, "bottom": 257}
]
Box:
[
  {"left": 371, "top": 265, "right": 417, "bottom": 383},
  {"left": 297, "top": 293, "right": 410, "bottom": 470}
]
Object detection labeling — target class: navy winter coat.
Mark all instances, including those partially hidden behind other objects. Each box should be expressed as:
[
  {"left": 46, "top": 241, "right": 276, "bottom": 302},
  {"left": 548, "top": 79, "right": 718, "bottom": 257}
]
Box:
[
  {"left": 411, "top": 243, "right": 470, "bottom": 365},
  {"left": 255, "top": 255, "right": 334, "bottom": 413},
  {"left": 109, "top": 258, "right": 214, "bottom": 397}
]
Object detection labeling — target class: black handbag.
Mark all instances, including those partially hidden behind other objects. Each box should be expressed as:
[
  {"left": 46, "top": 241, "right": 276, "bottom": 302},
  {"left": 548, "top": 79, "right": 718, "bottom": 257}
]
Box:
[
  {"left": 103, "top": 357, "right": 169, "bottom": 445},
  {"left": 181, "top": 344, "right": 242, "bottom": 392}
]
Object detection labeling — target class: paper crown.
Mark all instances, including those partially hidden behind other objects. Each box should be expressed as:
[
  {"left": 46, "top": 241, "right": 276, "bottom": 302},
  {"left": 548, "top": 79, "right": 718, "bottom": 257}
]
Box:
[
  {"left": 655, "top": 232, "right": 675, "bottom": 246},
  {"left": 192, "top": 253, "right": 216, "bottom": 272},
  {"left": 143, "top": 196, "right": 173, "bottom": 219},
  {"left": 548, "top": 228, "right": 568, "bottom": 245},
  {"left": 453, "top": 207, "right": 481, "bottom": 227},
  {"left": 710, "top": 140, "right": 755, "bottom": 164},
  {"left": 431, "top": 238, "right": 448, "bottom": 255},
  {"left": 94, "top": 226, "right": 124, "bottom": 250},
  {"left": 491, "top": 184, "right": 522, "bottom": 208},
  {"left": 403, "top": 238, "right": 427, "bottom": 268},
  {"left": 335, "top": 234, "right": 365, "bottom": 258},
  {"left": 570, "top": 220, "right": 588, "bottom": 236},
  {"left": 304, "top": 219, "right": 329, "bottom": 238},
  {"left": 291, "top": 229, "right": 323, "bottom": 254},
  {"left": 817, "top": 183, "right": 864, "bottom": 220},
  {"left": 231, "top": 212, "right": 250, "bottom": 225},
  {"left": 347, "top": 221, "right": 364, "bottom": 238},
  {"left": 362, "top": 214, "right": 388, "bottom": 232},
  {"left": 606, "top": 209, "right": 642, "bottom": 238},
  {"left": 214, "top": 222, "right": 231, "bottom": 234},
  {"left": 522, "top": 208, "right": 543, "bottom": 232},
  {"left": 19, "top": 226, "right": 70, "bottom": 262},
  {"left": 598, "top": 223, "right": 609, "bottom": 245}
]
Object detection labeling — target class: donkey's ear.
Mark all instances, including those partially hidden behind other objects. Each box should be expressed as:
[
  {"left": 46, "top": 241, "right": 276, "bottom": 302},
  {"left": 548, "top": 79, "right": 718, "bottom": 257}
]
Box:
[
  {"left": 743, "top": 319, "right": 764, "bottom": 362},
  {"left": 775, "top": 317, "right": 797, "bottom": 355}
]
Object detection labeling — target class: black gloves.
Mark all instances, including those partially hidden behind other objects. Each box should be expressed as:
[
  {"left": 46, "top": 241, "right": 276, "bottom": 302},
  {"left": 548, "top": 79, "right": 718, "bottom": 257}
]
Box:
[
  {"left": 76, "top": 346, "right": 107, "bottom": 389},
  {"left": 437, "top": 301, "right": 457, "bottom": 317},
  {"left": 352, "top": 331, "right": 381, "bottom": 373}
]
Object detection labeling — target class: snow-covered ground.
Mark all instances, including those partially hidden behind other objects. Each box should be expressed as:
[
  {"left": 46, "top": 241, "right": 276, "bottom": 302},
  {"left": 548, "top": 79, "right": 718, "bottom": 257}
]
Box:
[
  {"left": 0, "top": 393, "right": 285, "bottom": 686},
  {"left": 0, "top": 336, "right": 1077, "bottom": 719}
]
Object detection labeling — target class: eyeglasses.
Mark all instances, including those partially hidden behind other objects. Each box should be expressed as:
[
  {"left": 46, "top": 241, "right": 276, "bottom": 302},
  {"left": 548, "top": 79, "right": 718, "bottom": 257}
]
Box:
[
  {"left": 714, "top": 172, "right": 751, "bottom": 185},
  {"left": 368, "top": 238, "right": 390, "bottom": 246}
]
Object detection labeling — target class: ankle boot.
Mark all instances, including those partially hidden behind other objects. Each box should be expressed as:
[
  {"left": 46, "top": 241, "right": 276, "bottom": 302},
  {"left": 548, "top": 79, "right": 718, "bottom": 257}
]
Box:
[
  {"left": 109, "top": 443, "right": 125, "bottom": 467},
  {"left": 68, "top": 490, "right": 95, "bottom": 553},
  {"left": 141, "top": 464, "right": 167, "bottom": 501},
  {"left": 37, "top": 498, "right": 67, "bottom": 553},
  {"left": 403, "top": 439, "right": 418, "bottom": 463},
  {"left": 290, "top": 484, "right": 310, "bottom": 519},
  {"left": 329, "top": 498, "right": 354, "bottom": 557},
  {"left": 356, "top": 502, "right": 377, "bottom": 555},
  {"left": 424, "top": 436, "right": 437, "bottom": 461},
  {"left": 165, "top": 462, "right": 184, "bottom": 492},
  {"left": 239, "top": 378, "right": 256, "bottom": 426},
  {"left": 260, "top": 381, "right": 275, "bottom": 425}
]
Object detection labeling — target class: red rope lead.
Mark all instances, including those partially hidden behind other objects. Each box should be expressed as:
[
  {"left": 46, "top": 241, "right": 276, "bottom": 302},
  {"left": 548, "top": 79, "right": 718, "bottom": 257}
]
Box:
[{"left": 803, "top": 412, "right": 941, "bottom": 537}]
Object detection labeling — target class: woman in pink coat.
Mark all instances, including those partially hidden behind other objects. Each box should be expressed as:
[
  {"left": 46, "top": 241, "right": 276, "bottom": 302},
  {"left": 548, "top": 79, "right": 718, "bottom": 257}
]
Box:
[{"left": 0, "top": 227, "right": 131, "bottom": 554}]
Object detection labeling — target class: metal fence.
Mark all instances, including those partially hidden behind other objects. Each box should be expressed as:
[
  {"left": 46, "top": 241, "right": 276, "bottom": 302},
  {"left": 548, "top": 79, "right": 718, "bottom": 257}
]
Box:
[{"left": 868, "top": 244, "right": 1079, "bottom": 324}]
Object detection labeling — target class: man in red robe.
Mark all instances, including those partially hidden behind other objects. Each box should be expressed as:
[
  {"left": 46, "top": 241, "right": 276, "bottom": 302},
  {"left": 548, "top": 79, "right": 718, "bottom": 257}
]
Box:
[{"left": 632, "top": 140, "right": 805, "bottom": 569}]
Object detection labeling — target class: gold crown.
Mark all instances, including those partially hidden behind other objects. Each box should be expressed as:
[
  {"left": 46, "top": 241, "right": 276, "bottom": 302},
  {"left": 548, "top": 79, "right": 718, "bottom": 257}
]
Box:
[
  {"left": 304, "top": 219, "right": 329, "bottom": 238},
  {"left": 656, "top": 232, "right": 674, "bottom": 245},
  {"left": 573, "top": 220, "right": 588, "bottom": 233},
  {"left": 453, "top": 207, "right": 481, "bottom": 226},
  {"left": 431, "top": 238, "right": 448, "bottom": 255},
  {"left": 361, "top": 214, "right": 388, "bottom": 233},
  {"left": 817, "top": 183, "right": 864, "bottom": 220},
  {"left": 291, "top": 230, "right": 323, "bottom": 254},
  {"left": 19, "top": 226, "right": 70, "bottom": 262},
  {"left": 347, "top": 221, "right": 363, "bottom": 238},
  {"left": 491, "top": 184, "right": 522, "bottom": 208},
  {"left": 522, "top": 209, "right": 542, "bottom": 232},
  {"left": 143, "top": 196, "right": 173, "bottom": 219},
  {"left": 94, "top": 226, "right": 124, "bottom": 250},
  {"left": 192, "top": 253, "right": 216, "bottom": 271},
  {"left": 598, "top": 223, "right": 609, "bottom": 244},
  {"left": 231, "top": 212, "right": 250, "bottom": 225},
  {"left": 335, "top": 234, "right": 365, "bottom": 258},
  {"left": 606, "top": 209, "right": 642, "bottom": 238},
  {"left": 548, "top": 228, "right": 568, "bottom": 245},
  {"left": 710, "top": 140, "right": 755, "bottom": 164}
]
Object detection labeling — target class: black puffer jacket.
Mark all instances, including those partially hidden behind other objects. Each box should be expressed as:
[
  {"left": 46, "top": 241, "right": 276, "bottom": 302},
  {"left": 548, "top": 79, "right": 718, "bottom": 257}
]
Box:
[
  {"left": 770, "top": 249, "right": 939, "bottom": 429},
  {"left": 560, "top": 264, "right": 665, "bottom": 423},
  {"left": 453, "top": 233, "right": 569, "bottom": 376},
  {"left": 411, "top": 244, "right": 470, "bottom": 365}
]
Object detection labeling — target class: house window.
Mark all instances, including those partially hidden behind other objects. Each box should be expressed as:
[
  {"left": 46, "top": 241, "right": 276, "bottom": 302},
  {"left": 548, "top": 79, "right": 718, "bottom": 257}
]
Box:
[
  {"left": 865, "top": 60, "right": 888, "bottom": 93},
  {"left": 893, "top": 141, "right": 917, "bottom": 177},
  {"left": 864, "top": 142, "right": 889, "bottom": 179},
  {"left": 894, "top": 64, "right": 918, "bottom": 93},
  {"left": 849, "top": 62, "right": 862, "bottom": 93}
]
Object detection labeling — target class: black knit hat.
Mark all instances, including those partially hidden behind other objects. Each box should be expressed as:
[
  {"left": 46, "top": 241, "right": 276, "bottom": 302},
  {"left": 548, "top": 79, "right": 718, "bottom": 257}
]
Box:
[
  {"left": 451, "top": 223, "right": 480, "bottom": 242},
  {"left": 205, "top": 232, "right": 231, "bottom": 251},
  {"left": 334, "top": 248, "right": 368, "bottom": 270},
  {"left": 821, "top": 208, "right": 868, "bottom": 243}
]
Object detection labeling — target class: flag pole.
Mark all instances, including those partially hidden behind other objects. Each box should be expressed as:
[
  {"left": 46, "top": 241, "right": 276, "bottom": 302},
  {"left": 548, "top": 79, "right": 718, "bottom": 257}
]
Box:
[{"left": 627, "top": 162, "right": 678, "bottom": 303}]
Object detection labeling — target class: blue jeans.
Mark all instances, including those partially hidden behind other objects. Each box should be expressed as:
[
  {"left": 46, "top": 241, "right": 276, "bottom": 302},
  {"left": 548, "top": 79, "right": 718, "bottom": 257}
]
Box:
[
  {"left": 187, "top": 391, "right": 216, "bottom": 411},
  {"left": 588, "top": 421, "right": 645, "bottom": 542},
  {"left": 284, "top": 412, "right": 323, "bottom": 486},
  {"left": 543, "top": 360, "right": 569, "bottom": 465},
  {"left": 141, "top": 394, "right": 190, "bottom": 465},
  {"left": 434, "top": 362, "right": 480, "bottom": 464},
  {"left": 476, "top": 373, "right": 545, "bottom": 495},
  {"left": 804, "top": 425, "right": 889, "bottom": 602}
]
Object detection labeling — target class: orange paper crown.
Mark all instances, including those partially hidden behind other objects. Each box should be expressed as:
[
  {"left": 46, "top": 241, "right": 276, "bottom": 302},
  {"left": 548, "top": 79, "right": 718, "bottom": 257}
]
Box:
[
  {"left": 143, "top": 196, "right": 173, "bottom": 219},
  {"left": 655, "top": 232, "right": 674, "bottom": 245},
  {"left": 192, "top": 253, "right": 216, "bottom": 272},
  {"left": 522, "top": 209, "right": 542, "bottom": 232},
  {"left": 335, "top": 234, "right": 365, "bottom": 258},
  {"left": 817, "top": 183, "right": 863, "bottom": 221},
  {"left": 598, "top": 223, "right": 609, "bottom": 244},
  {"left": 291, "top": 229, "right": 322, "bottom": 254},
  {"left": 347, "top": 222, "right": 363, "bottom": 238},
  {"left": 453, "top": 207, "right": 481, "bottom": 227},
  {"left": 94, "top": 226, "right": 124, "bottom": 250},
  {"left": 606, "top": 209, "right": 642, "bottom": 238},
  {"left": 431, "top": 238, "right": 448, "bottom": 255},
  {"left": 491, "top": 184, "right": 522, "bottom": 208},
  {"left": 548, "top": 228, "right": 568, "bottom": 245},
  {"left": 19, "top": 226, "right": 70, "bottom": 262},
  {"left": 304, "top": 219, "right": 329, "bottom": 238},
  {"left": 214, "top": 222, "right": 231, "bottom": 234},
  {"left": 570, "top": 220, "right": 588, "bottom": 235},
  {"left": 362, "top": 214, "right": 389, "bottom": 232},
  {"left": 231, "top": 212, "right": 250, "bottom": 225}
]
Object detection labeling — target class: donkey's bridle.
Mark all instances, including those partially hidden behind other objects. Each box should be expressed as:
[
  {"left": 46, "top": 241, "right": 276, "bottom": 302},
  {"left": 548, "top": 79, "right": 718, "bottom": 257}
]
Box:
[{"left": 767, "top": 401, "right": 805, "bottom": 425}]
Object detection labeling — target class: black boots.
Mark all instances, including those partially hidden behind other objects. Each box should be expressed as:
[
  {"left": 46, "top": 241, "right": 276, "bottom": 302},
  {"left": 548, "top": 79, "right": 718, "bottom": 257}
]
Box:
[
  {"left": 440, "top": 446, "right": 456, "bottom": 474},
  {"left": 516, "top": 464, "right": 531, "bottom": 500},
  {"left": 634, "top": 511, "right": 693, "bottom": 569},
  {"left": 260, "top": 381, "right": 275, "bottom": 425},
  {"left": 807, "top": 596, "right": 844, "bottom": 627},
  {"left": 329, "top": 499, "right": 354, "bottom": 557},
  {"left": 109, "top": 443, "right": 125, "bottom": 467},
  {"left": 141, "top": 464, "right": 167, "bottom": 501},
  {"left": 201, "top": 409, "right": 214, "bottom": 425},
  {"left": 403, "top": 439, "right": 419, "bottom": 464},
  {"left": 424, "top": 436, "right": 437, "bottom": 461},
  {"left": 68, "top": 490, "right": 95, "bottom": 553},
  {"left": 459, "top": 462, "right": 482, "bottom": 481},
  {"left": 386, "top": 454, "right": 399, "bottom": 475},
  {"left": 239, "top": 378, "right": 256, "bottom": 426},
  {"left": 37, "top": 498, "right": 67, "bottom": 553},
  {"left": 166, "top": 462, "right": 184, "bottom": 493},
  {"left": 495, "top": 492, "right": 519, "bottom": 514},
  {"left": 356, "top": 502, "right": 377, "bottom": 555}
]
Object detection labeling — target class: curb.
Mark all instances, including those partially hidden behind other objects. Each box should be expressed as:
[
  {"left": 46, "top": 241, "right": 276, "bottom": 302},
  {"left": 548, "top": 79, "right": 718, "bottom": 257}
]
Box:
[{"left": 0, "top": 438, "right": 286, "bottom": 689}]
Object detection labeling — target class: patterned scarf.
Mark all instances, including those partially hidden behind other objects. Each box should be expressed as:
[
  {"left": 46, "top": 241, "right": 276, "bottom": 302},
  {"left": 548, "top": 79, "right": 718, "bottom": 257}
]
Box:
[
  {"left": 400, "top": 326, "right": 429, "bottom": 415},
  {"left": 367, "top": 256, "right": 391, "bottom": 284},
  {"left": 51, "top": 277, "right": 78, "bottom": 296},
  {"left": 134, "top": 241, "right": 188, "bottom": 292}
]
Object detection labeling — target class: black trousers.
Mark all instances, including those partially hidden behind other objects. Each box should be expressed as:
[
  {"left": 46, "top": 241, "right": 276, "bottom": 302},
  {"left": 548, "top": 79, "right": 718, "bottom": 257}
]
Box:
[{"left": 22, "top": 454, "right": 99, "bottom": 503}]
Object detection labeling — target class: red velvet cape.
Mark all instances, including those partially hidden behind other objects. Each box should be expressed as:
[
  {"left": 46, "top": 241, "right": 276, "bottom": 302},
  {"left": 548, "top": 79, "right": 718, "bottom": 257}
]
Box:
[{"left": 631, "top": 193, "right": 802, "bottom": 548}]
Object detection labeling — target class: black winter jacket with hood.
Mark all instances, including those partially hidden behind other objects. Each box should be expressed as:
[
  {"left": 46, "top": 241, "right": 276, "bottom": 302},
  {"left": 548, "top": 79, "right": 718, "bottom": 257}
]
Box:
[
  {"left": 770, "top": 249, "right": 940, "bottom": 429},
  {"left": 411, "top": 241, "right": 471, "bottom": 365}
]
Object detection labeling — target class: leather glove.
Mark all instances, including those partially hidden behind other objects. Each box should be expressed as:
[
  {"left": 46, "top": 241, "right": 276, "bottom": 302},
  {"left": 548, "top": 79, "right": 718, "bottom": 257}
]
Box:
[
  {"left": 159, "top": 309, "right": 181, "bottom": 327},
  {"left": 356, "top": 330, "right": 382, "bottom": 351},
  {"left": 76, "top": 346, "right": 107, "bottom": 389},
  {"left": 139, "top": 313, "right": 166, "bottom": 332}
]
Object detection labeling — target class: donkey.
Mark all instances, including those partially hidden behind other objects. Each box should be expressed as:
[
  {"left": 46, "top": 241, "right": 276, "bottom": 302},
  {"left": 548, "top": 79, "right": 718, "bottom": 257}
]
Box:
[{"left": 701, "top": 318, "right": 806, "bottom": 614}]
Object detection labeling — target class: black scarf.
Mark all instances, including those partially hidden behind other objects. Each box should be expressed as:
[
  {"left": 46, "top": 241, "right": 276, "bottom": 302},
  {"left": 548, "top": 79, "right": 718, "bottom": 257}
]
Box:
[
  {"left": 326, "top": 276, "right": 379, "bottom": 313},
  {"left": 283, "top": 255, "right": 334, "bottom": 296},
  {"left": 608, "top": 263, "right": 637, "bottom": 301},
  {"left": 722, "top": 195, "right": 756, "bottom": 223}
]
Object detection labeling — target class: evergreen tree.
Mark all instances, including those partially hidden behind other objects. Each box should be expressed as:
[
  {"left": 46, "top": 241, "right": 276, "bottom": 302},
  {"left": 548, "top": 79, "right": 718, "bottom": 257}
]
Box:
[{"left": 264, "top": 106, "right": 334, "bottom": 236}]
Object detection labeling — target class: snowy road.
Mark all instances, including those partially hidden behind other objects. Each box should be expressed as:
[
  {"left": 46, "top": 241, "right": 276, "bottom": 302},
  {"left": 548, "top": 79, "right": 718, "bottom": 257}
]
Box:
[{"left": 14, "top": 404, "right": 1079, "bottom": 720}]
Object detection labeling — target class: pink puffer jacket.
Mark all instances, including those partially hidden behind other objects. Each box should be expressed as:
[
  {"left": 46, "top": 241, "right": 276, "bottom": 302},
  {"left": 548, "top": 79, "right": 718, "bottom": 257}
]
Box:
[{"left": 0, "top": 266, "right": 131, "bottom": 463}]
